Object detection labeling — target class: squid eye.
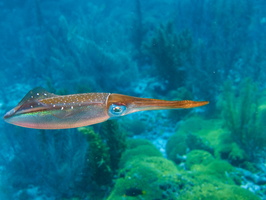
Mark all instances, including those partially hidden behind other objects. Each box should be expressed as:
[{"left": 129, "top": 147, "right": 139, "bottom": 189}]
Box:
[{"left": 108, "top": 104, "right": 127, "bottom": 117}]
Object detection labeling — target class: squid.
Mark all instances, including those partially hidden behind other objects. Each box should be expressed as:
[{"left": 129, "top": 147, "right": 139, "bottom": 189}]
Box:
[{"left": 3, "top": 87, "right": 209, "bottom": 129}]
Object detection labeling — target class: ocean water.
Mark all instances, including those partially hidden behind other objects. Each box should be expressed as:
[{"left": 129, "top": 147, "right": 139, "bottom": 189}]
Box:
[{"left": 0, "top": 0, "right": 266, "bottom": 199}]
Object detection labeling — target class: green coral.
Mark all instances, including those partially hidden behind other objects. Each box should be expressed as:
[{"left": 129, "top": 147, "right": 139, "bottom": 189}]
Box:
[
  {"left": 166, "top": 115, "right": 255, "bottom": 166},
  {"left": 217, "top": 79, "right": 266, "bottom": 160},
  {"left": 185, "top": 150, "right": 214, "bottom": 170},
  {"left": 179, "top": 184, "right": 260, "bottom": 200},
  {"left": 166, "top": 132, "right": 187, "bottom": 164},
  {"left": 180, "top": 159, "right": 259, "bottom": 199},
  {"left": 77, "top": 121, "right": 127, "bottom": 188},
  {"left": 107, "top": 139, "right": 188, "bottom": 200},
  {"left": 186, "top": 159, "right": 235, "bottom": 186},
  {"left": 78, "top": 127, "right": 112, "bottom": 186},
  {"left": 200, "top": 160, "right": 235, "bottom": 182},
  {"left": 126, "top": 138, "right": 156, "bottom": 149},
  {"left": 99, "top": 120, "right": 127, "bottom": 172},
  {"left": 215, "top": 132, "right": 248, "bottom": 165},
  {"left": 166, "top": 116, "right": 215, "bottom": 164},
  {"left": 108, "top": 138, "right": 260, "bottom": 200},
  {"left": 119, "top": 139, "right": 162, "bottom": 168},
  {"left": 107, "top": 156, "right": 186, "bottom": 200}
]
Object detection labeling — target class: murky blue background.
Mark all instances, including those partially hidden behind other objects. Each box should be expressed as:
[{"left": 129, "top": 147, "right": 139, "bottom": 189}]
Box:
[{"left": 0, "top": 0, "right": 265, "bottom": 199}]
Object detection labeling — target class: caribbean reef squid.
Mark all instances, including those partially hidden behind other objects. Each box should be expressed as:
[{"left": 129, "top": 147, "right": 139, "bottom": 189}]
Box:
[{"left": 3, "top": 87, "right": 209, "bottom": 129}]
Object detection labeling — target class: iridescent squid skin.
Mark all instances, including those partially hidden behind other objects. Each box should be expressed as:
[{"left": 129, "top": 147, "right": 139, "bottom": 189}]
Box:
[{"left": 3, "top": 87, "right": 209, "bottom": 129}]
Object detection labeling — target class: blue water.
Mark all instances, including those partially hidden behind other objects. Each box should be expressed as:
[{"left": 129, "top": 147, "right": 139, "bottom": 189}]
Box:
[{"left": 0, "top": 0, "right": 266, "bottom": 199}]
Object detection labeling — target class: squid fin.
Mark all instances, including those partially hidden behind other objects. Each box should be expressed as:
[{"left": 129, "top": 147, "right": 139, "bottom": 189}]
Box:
[
  {"left": 17, "top": 87, "right": 57, "bottom": 106},
  {"left": 15, "top": 87, "right": 56, "bottom": 113}
]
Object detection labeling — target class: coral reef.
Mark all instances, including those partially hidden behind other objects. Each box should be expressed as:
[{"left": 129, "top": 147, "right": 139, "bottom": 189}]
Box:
[
  {"left": 166, "top": 132, "right": 188, "bottom": 164},
  {"left": 99, "top": 120, "right": 127, "bottom": 172},
  {"left": 107, "top": 139, "right": 186, "bottom": 200},
  {"left": 78, "top": 121, "right": 127, "bottom": 187},
  {"left": 166, "top": 116, "right": 216, "bottom": 164},
  {"left": 164, "top": 114, "right": 264, "bottom": 198},
  {"left": 217, "top": 79, "right": 266, "bottom": 161},
  {"left": 180, "top": 154, "right": 259, "bottom": 199},
  {"left": 165, "top": 114, "right": 261, "bottom": 167},
  {"left": 179, "top": 184, "right": 260, "bottom": 200},
  {"left": 78, "top": 127, "right": 112, "bottom": 186},
  {"left": 107, "top": 138, "right": 260, "bottom": 200},
  {"left": 119, "top": 139, "right": 163, "bottom": 168},
  {"left": 185, "top": 150, "right": 214, "bottom": 170},
  {"left": 214, "top": 133, "right": 248, "bottom": 165}
]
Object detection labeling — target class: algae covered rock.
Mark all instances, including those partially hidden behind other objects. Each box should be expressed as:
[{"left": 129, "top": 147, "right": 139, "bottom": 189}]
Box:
[
  {"left": 126, "top": 138, "right": 157, "bottom": 149},
  {"left": 166, "top": 133, "right": 188, "bottom": 164},
  {"left": 166, "top": 116, "right": 251, "bottom": 167},
  {"left": 108, "top": 138, "right": 261, "bottom": 200},
  {"left": 215, "top": 138, "right": 248, "bottom": 166},
  {"left": 107, "top": 139, "right": 189, "bottom": 200},
  {"left": 119, "top": 139, "right": 163, "bottom": 168},
  {"left": 107, "top": 157, "right": 187, "bottom": 200},
  {"left": 180, "top": 159, "right": 260, "bottom": 200},
  {"left": 179, "top": 184, "right": 260, "bottom": 200},
  {"left": 185, "top": 150, "right": 214, "bottom": 169},
  {"left": 166, "top": 116, "right": 216, "bottom": 164},
  {"left": 187, "top": 160, "right": 236, "bottom": 186}
]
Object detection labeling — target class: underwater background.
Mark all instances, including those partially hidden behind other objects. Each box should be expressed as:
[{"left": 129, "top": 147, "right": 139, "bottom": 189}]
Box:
[{"left": 0, "top": 0, "right": 266, "bottom": 199}]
